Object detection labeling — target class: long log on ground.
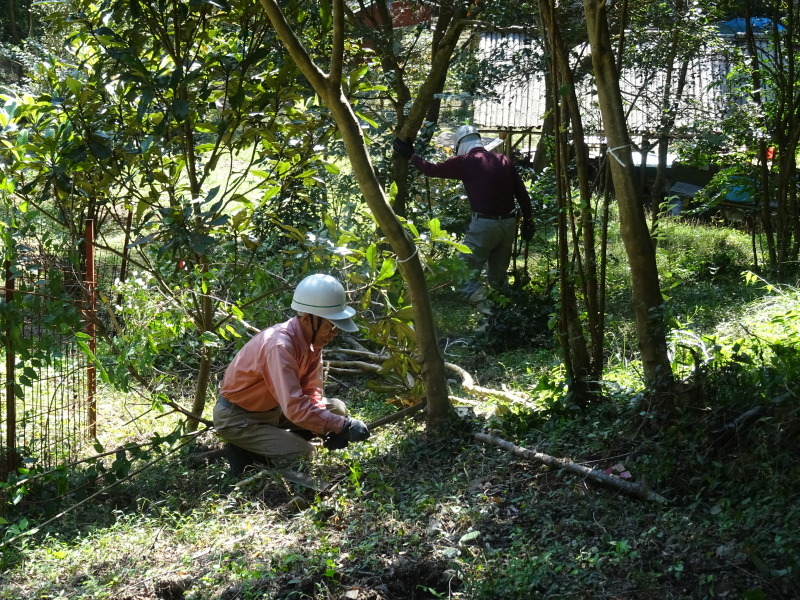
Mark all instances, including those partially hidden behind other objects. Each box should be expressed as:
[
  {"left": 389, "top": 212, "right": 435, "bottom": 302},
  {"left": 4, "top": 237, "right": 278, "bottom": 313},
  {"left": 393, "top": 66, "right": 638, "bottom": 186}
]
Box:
[{"left": 475, "top": 432, "right": 668, "bottom": 503}]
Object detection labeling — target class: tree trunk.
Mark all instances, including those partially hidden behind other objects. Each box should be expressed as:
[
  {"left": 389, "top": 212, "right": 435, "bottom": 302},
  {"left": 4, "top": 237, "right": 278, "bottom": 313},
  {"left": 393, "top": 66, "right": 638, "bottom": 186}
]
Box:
[
  {"left": 188, "top": 256, "right": 215, "bottom": 431},
  {"left": 259, "top": 0, "right": 454, "bottom": 424},
  {"left": 544, "top": 0, "right": 603, "bottom": 381},
  {"left": 553, "top": 74, "right": 593, "bottom": 394},
  {"left": 583, "top": 0, "right": 673, "bottom": 390},
  {"left": 6, "top": 0, "right": 21, "bottom": 45},
  {"left": 650, "top": 25, "right": 690, "bottom": 232},
  {"left": 743, "top": 0, "right": 778, "bottom": 271}
]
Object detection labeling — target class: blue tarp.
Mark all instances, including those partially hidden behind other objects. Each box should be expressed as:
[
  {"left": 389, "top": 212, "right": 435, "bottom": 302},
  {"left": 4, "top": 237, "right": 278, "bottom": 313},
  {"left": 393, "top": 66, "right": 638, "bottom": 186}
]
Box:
[
  {"left": 719, "top": 17, "right": 785, "bottom": 34},
  {"left": 724, "top": 176, "right": 757, "bottom": 204}
]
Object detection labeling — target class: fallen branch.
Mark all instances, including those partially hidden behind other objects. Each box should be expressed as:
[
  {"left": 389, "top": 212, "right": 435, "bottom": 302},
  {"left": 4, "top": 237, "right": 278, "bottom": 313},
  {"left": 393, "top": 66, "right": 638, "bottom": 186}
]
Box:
[
  {"left": 446, "top": 362, "right": 534, "bottom": 407},
  {"left": 327, "top": 340, "right": 533, "bottom": 409},
  {"left": 234, "top": 468, "right": 331, "bottom": 492},
  {"left": 325, "top": 352, "right": 532, "bottom": 409},
  {"left": 326, "top": 359, "right": 381, "bottom": 374},
  {"left": 367, "top": 400, "right": 427, "bottom": 431},
  {"left": 1, "top": 429, "right": 207, "bottom": 548},
  {"left": 328, "top": 348, "right": 389, "bottom": 361},
  {"left": 475, "top": 432, "right": 668, "bottom": 504},
  {"left": 710, "top": 406, "right": 765, "bottom": 436}
]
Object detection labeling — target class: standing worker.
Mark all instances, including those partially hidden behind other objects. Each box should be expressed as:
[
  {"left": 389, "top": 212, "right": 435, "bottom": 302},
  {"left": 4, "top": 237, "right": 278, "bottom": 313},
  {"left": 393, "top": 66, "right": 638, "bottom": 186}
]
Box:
[
  {"left": 393, "top": 126, "right": 534, "bottom": 313},
  {"left": 214, "top": 273, "right": 370, "bottom": 475}
]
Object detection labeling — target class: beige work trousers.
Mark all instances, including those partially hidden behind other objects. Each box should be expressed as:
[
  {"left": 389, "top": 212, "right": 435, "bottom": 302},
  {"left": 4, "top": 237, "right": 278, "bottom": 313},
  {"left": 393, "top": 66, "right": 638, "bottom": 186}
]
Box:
[{"left": 213, "top": 397, "right": 347, "bottom": 464}]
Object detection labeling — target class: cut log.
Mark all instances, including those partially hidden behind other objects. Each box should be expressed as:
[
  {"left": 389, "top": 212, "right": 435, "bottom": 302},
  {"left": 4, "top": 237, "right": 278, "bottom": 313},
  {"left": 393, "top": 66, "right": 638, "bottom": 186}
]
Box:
[{"left": 475, "top": 432, "right": 667, "bottom": 503}]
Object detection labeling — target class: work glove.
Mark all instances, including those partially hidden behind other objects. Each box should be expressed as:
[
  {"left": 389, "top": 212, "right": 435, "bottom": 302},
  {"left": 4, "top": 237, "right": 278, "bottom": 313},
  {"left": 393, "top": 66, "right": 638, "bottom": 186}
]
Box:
[
  {"left": 521, "top": 218, "right": 535, "bottom": 241},
  {"left": 348, "top": 419, "right": 370, "bottom": 442},
  {"left": 323, "top": 418, "right": 371, "bottom": 450},
  {"left": 393, "top": 137, "right": 414, "bottom": 159}
]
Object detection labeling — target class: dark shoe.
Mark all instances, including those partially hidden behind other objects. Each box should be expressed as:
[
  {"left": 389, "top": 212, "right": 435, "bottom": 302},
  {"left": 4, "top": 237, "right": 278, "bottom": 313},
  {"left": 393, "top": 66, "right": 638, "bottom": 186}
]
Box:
[{"left": 225, "top": 443, "right": 266, "bottom": 476}]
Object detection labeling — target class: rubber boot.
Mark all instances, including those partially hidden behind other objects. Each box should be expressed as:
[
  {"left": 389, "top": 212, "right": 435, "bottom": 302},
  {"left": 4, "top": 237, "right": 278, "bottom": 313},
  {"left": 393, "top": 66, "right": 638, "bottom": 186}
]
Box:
[{"left": 224, "top": 443, "right": 265, "bottom": 477}]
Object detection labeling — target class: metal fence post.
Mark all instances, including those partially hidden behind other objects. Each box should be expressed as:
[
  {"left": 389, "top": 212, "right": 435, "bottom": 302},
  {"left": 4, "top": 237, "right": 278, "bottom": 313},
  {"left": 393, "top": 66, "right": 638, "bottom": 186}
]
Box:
[
  {"left": 4, "top": 258, "right": 17, "bottom": 477},
  {"left": 85, "top": 219, "right": 97, "bottom": 440}
]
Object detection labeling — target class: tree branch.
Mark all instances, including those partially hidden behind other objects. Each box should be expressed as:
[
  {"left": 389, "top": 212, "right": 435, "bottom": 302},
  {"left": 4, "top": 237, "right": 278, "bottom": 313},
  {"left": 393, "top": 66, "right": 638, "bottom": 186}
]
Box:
[
  {"left": 330, "top": 0, "right": 344, "bottom": 90},
  {"left": 475, "top": 432, "right": 668, "bottom": 503},
  {"left": 258, "top": 0, "right": 330, "bottom": 89}
]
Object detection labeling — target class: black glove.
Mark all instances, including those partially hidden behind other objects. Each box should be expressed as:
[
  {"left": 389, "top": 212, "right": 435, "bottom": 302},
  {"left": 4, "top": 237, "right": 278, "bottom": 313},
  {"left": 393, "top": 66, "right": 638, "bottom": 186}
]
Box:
[
  {"left": 323, "top": 417, "right": 371, "bottom": 450},
  {"left": 393, "top": 137, "right": 414, "bottom": 159},
  {"left": 348, "top": 419, "right": 370, "bottom": 442},
  {"left": 521, "top": 219, "right": 535, "bottom": 241},
  {"left": 323, "top": 426, "right": 349, "bottom": 450}
]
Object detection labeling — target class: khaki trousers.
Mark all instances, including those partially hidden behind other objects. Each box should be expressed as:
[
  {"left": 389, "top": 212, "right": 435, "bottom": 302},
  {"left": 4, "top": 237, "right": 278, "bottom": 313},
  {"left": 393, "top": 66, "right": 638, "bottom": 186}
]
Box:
[
  {"left": 213, "top": 396, "right": 347, "bottom": 464},
  {"left": 460, "top": 215, "right": 517, "bottom": 297}
]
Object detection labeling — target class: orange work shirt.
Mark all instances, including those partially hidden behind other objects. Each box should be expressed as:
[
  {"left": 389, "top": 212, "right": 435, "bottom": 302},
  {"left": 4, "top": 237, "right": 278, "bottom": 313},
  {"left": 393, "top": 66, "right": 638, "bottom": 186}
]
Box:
[{"left": 219, "top": 316, "right": 346, "bottom": 435}]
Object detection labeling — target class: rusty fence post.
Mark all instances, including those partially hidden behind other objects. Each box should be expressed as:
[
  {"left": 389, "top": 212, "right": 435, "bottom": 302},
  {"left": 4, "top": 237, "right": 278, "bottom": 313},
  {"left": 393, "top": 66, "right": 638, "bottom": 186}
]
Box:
[{"left": 85, "top": 219, "right": 97, "bottom": 440}]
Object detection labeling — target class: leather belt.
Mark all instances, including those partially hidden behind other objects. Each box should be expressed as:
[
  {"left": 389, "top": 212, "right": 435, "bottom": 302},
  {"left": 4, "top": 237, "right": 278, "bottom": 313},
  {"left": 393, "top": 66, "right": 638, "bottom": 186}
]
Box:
[{"left": 473, "top": 212, "right": 516, "bottom": 220}]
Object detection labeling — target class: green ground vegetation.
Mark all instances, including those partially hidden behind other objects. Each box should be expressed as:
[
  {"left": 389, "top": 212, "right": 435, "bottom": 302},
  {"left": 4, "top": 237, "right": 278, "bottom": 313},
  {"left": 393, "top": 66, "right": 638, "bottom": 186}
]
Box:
[{"left": 0, "top": 219, "right": 798, "bottom": 600}]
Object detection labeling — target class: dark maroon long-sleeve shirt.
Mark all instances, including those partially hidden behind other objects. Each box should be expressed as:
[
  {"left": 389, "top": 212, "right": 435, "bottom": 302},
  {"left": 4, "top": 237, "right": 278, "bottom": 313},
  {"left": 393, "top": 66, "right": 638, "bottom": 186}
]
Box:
[{"left": 410, "top": 147, "right": 532, "bottom": 220}]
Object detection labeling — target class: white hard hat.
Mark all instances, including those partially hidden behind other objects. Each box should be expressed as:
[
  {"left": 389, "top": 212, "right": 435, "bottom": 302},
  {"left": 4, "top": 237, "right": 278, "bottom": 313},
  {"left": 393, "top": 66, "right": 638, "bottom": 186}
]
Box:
[
  {"left": 453, "top": 125, "right": 483, "bottom": 155},
  {"left": 291, "top": 274, "right": 358, "bottom": 332}
]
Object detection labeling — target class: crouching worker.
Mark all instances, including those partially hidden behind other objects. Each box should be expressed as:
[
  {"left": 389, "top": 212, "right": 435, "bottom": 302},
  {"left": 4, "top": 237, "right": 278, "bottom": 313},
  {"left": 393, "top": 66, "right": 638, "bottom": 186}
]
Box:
[{"left": 214, "top": 273, "right": 370, "bottom": 475}]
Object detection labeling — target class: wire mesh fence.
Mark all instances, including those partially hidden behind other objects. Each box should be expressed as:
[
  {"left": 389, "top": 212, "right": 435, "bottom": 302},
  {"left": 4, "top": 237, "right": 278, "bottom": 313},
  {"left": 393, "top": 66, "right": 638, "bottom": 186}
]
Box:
[{"left": 1, "top": 219, "right": 122, "bottom": 477}]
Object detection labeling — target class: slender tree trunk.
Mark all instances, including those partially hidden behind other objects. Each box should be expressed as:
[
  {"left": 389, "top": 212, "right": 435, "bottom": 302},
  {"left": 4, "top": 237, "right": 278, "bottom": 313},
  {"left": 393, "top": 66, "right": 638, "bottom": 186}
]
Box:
[
  {"left": 259, "top": 0, "right": 453, "bottom": 424},
  {"left": 650, "top": 14, "right": 691, "bottom": 232},
  {"left": 6, "top": 0, "right": 21, "bottom": 45},
  {"left": 540, "top": 0, "right": 593, "bottom": 399},
  {"left": 583, "top": 0, "right": 673, "bottom": 390},
  {"left": 532, "top": 96, "right": 554, "bottom": 175},
  {"left": 424, "top": 6, "right": 455, "bottom": 127},
  {"left": 743, "top": 0, "right": 778, "bottom": 272},
  {"left": 543, "top": 0, "right": 603, "bottom": 381}
]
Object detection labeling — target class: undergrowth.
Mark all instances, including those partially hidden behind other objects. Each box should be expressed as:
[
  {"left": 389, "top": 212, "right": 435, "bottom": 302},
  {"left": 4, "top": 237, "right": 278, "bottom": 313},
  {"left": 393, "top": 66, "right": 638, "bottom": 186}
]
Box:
[{"left": 1, "top": 223, "right": 799, "bottom": 599}]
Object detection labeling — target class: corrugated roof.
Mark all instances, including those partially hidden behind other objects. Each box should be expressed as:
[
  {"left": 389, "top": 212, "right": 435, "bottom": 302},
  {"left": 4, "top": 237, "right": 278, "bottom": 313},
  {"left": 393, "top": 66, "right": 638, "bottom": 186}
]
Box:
[
  {"left": 473, "top": 33, "right": 548, "bottom": 130},
  {"left": 473, "top": 32, "right": 740, "bottom": 136}
]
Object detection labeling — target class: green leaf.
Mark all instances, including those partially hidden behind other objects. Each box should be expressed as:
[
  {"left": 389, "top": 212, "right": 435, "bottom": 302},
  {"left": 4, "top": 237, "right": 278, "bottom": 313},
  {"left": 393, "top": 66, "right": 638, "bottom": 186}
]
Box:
[
  {"left": 65, "top": 77, "right": 82, "bottom": 96},
  {"left": 394, "top": 306, "right": 415, "bottom": 321},
  {"left": 173, "top": 98, "right": 190, "bottom": 121},
  {"left": 355, "top": 111, "right": 378, "bottom": 128},
  {"left": 366, "top": 244, "right": 378, "bottom": 270},
  {"left": 428, "top": 218, "right": 442, "bottom": 239},
  {"left": 448, "top": 242, "right": 471, "bottom": 253},
  {"left": 459, "top": 530, "right": 480, "bottom": 545},
  {"left": 376, "top": 257, "right": 396, "bottom": 281}
]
